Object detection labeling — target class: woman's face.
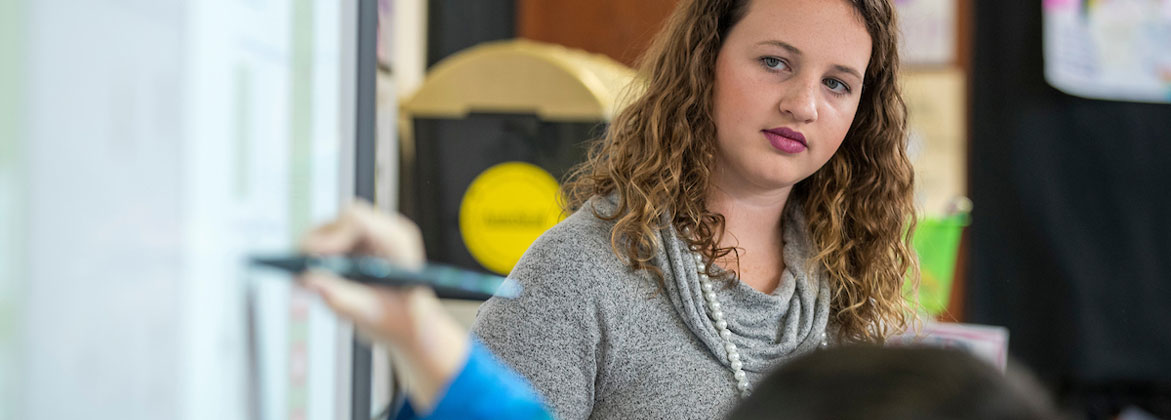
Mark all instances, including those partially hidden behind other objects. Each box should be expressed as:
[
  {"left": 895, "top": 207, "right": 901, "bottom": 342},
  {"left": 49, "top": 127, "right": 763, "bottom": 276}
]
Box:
[{"left": 711, "top": 0, "right": 871, "bottom": 195}]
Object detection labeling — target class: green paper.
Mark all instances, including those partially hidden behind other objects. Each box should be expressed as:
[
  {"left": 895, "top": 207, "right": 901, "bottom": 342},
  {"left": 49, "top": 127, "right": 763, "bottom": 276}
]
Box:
[{"left": 910, "top": 212, "right": 970, "bottom": 315}]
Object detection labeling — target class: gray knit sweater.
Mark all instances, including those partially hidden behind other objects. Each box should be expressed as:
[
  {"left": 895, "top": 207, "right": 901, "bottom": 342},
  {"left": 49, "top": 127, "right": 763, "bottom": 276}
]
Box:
[{"left": 471, "top": 195, "right": 832, "bottom": 419}]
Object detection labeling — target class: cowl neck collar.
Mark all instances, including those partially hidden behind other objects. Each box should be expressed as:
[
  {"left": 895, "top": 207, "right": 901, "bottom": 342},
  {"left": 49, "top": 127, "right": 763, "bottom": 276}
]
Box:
[{"left": 589, "top": 195, "right": 831, "bottom": 373}]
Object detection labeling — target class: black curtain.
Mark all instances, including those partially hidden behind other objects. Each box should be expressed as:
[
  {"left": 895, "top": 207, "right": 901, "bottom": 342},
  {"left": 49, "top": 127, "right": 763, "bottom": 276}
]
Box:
[{"left": 967, "top": 1, "right": 1171, "bottom": 419}]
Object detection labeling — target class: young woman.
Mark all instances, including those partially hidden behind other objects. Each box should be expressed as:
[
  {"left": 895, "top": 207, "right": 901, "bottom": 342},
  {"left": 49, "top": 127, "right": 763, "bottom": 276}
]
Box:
[{"left": 472, "top": 0, "right": 917, "bottom": 418}]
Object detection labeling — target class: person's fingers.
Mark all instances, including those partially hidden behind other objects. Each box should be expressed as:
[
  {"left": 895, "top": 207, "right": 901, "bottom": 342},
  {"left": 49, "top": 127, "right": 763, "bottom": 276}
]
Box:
[
  {"left": 299, "top": 201, "right": 425, "bottom": 269},
  {"left": 300, "top": 271, "right": 383, "bottom": 325},
  {"left": 342, "top": 203, "right": 424, "bottom": 268},
  {"left": 381, "top": 212, "right": 426, "bottom": 269},
  {"left": 301, "top": 270, "right": 440, "bottom": 346},
  {"left": 300, "top": 210, "right": 366, "bottom": 256}
]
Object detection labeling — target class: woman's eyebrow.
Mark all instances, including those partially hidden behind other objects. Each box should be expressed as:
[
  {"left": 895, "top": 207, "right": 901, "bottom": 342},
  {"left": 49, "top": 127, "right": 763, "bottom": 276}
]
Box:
[
  {"left": 757, "top": 40, "right": 802, "bottom": 56},
  {"left": 832, "top": 64, "right": 863, "bottom": 81}
]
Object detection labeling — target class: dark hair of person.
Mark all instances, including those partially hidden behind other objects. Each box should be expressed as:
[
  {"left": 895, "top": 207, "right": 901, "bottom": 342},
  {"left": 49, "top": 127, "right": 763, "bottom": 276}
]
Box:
[{"left": 726, "top": 346, "right": 1062, "bottom": 420}]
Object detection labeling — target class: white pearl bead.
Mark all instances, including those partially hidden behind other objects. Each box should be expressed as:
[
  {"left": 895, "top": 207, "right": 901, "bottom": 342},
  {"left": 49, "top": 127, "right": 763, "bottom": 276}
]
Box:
[{"left": 691, "top": 249, "right": 751, "bottom": 398}]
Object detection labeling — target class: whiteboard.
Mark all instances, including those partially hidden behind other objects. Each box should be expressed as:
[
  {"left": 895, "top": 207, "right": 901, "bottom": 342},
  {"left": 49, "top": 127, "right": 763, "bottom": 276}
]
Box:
[{"left": 0, "top": 0, "right": 360, "bottom": 419}]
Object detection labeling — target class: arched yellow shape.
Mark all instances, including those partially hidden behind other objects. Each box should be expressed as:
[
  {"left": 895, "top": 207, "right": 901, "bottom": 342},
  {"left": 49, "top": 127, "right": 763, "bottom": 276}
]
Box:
[{"left": 401, "top": 39, "right": 640, "bottom": 122}]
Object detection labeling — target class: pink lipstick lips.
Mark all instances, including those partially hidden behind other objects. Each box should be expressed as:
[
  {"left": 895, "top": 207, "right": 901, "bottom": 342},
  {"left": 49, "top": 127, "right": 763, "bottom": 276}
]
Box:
[{"left": 762, "top": 127, "right": 807, "bottom": 153}]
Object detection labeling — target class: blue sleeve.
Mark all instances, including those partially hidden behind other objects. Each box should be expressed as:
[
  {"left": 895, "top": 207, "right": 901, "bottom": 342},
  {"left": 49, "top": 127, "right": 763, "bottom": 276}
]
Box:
[{"left": 392, "top": 337, "right": 553, "bottom": 420}]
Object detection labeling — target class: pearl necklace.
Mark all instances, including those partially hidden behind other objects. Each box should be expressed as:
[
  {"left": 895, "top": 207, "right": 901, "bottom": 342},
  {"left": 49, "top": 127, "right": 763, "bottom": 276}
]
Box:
[
  {"left": 692, "top": 252, "right": 752, "bottom": 397},
  {"left": 692, "top": 252, "right": 830, "bottom": 399}
]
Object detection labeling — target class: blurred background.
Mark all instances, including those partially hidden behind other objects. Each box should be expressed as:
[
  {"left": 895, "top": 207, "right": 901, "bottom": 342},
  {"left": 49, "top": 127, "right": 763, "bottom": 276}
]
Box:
[{"left": 1, "top": 0, "right": 1168, "bottom": 419}]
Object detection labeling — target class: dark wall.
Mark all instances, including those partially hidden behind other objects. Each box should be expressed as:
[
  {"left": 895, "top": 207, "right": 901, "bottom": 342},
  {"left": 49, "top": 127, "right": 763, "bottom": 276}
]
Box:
[
  {"left": 967, "top": 1, "right": 1171, "bottom": 418},
  {"left": 427, "top": 0, "right": 516, "bottom": 67}
]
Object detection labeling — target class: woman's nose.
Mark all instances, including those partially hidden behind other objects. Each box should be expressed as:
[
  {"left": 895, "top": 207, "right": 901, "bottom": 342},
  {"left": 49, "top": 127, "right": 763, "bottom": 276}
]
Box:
[{"left": 777, "top": 80, "right": 818, "bottom": 124}]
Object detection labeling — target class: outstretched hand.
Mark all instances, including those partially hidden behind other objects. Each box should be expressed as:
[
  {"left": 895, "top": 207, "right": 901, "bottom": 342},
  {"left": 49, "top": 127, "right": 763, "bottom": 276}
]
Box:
[{"left": 298, "top": 201, "right": 468, "bottom": 413}]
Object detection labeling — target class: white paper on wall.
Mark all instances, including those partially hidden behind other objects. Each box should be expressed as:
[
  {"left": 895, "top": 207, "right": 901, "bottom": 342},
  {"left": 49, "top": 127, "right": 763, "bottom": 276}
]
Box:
[
  {"left": 1044, "top": 0, "right": 1171, "bottom": 103},
  {"left": 896, "top": 0, "right": 958, "bottom": 66}
]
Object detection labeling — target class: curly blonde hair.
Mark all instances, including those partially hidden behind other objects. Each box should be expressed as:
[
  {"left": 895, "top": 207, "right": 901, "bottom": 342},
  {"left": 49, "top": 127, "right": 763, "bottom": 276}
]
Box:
[{"left": 562, "top": 0, "right": 918, "bottom": 343}]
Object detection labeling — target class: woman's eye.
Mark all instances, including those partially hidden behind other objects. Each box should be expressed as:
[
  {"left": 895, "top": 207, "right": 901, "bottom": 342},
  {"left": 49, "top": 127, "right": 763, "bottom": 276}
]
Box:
[
  {"left": 760, "top": 57, "right": 787, "bottom": 71},
  {"left": 823, "top": 78, "right": 851, "bottom": 94}
]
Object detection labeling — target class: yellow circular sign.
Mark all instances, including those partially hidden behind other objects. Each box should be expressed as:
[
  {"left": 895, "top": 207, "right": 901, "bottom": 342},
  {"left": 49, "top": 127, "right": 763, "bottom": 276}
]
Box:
[{"left": 459, "top": 162, "right": 564, "bottom": 275}]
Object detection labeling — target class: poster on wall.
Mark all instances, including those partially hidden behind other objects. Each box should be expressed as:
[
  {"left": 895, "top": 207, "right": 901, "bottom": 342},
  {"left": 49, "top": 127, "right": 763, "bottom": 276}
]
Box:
[
  {"left": 1043, "top": 0, "right": 1171, "bottom": 103},
  {"left": 894, "top": 0, "right": 958, "bottom": 66}
]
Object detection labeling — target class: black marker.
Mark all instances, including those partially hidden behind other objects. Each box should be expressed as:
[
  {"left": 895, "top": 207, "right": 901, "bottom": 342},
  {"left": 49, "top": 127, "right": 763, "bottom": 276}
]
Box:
[{"left": 249, "top": 255, "right": 521, "bottom": 301}]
